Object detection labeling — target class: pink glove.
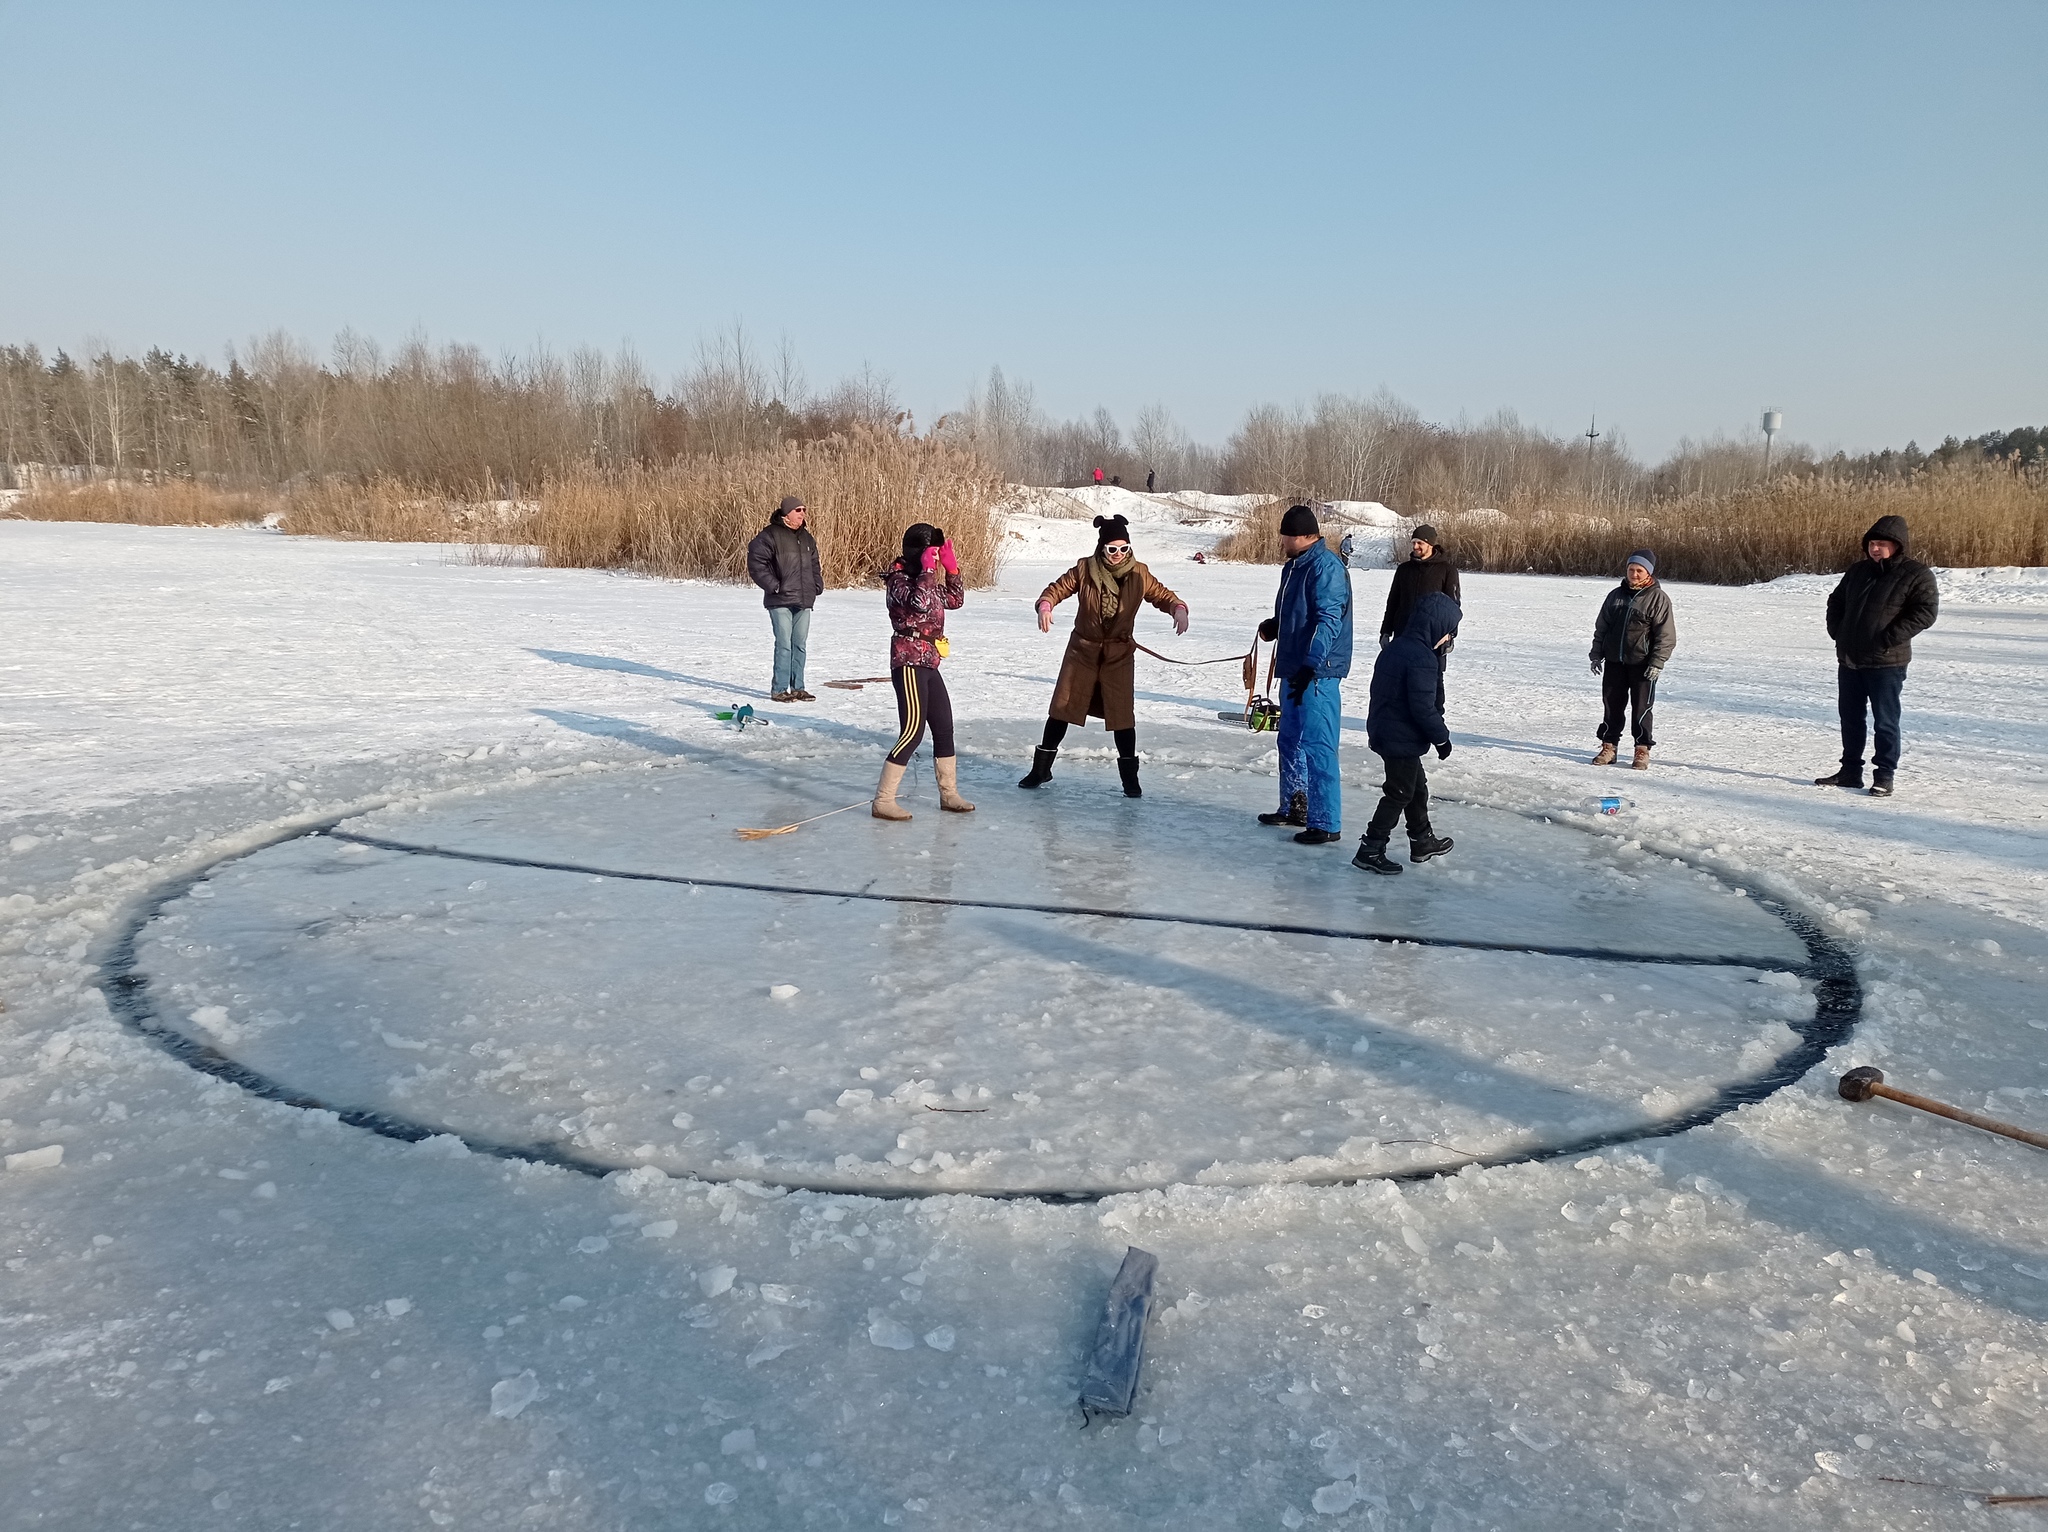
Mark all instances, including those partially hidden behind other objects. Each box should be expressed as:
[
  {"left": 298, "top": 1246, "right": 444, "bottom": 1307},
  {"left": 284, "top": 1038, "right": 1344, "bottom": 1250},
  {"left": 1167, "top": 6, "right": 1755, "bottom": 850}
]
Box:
[
  {"left": 937, "top": 540, "right": 960, "bottom": 575},
  {"left": 921, "top": 544, "right": 940, "bottom": 573},
  {"left": 1172, "top": 604, "right": 1189, "bottom": 636}
]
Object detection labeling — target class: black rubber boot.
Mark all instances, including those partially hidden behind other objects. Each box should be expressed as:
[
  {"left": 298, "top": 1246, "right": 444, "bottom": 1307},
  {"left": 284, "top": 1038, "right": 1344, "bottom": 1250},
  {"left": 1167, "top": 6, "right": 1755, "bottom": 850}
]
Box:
[
  {"left": 1868, "top": 771, "right": 1895, "bottom": 798},
  {"left": 1018, "top": 748, "right": 1056, "bottom": 789},
  {"left": 1813, "top": 767, "right": 1864, "bottom": 789},
  {"left": 1258, "top": 791, "right": 1308, "bottom": 827},
  {"left": 1409, "top": 833, "right": 1454, "bottom": 864},
  {"left": 1117, "top": 756, "right": 1142, "bottom": 798},
  {"left": 1353, "top": 840, "right": 1402, "bottom": 875},
  {"left": 1293, "top": 828, "right": 1342, "bottom": 846}
]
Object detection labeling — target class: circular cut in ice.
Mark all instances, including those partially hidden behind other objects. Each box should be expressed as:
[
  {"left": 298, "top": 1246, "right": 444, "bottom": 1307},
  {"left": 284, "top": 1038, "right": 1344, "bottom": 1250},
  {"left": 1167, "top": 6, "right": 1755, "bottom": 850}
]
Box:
[{"left": 111, "top": 756, "right": 1852, "bottom": 1197}]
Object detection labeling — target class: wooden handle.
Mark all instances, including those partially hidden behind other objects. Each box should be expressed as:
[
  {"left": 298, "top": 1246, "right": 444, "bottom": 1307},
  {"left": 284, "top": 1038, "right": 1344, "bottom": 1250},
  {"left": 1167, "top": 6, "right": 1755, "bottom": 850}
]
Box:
[{"left": 1869, "top": 1082, "right": 2048, "bottom": 1151}]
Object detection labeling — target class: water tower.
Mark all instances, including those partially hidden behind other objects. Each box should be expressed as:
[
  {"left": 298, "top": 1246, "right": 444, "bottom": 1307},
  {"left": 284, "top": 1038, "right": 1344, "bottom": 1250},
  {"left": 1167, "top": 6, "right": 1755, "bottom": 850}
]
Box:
[{"left": 1761, "top": 408, "right": 1783, "bottom": 476}]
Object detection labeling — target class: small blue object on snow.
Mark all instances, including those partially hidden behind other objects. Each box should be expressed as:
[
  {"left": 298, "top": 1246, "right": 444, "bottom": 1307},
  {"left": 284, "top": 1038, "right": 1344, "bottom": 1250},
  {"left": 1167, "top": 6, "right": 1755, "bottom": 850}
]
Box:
[
  {"left": 1078, "top": 1245, "right": 1158, "bottom": 1422},
  {"left": 714, "top": 703, "right": 756, "bottom": 731},
  {"left": 1593, "top": 796, "right": 1634, "bottom": 816}
]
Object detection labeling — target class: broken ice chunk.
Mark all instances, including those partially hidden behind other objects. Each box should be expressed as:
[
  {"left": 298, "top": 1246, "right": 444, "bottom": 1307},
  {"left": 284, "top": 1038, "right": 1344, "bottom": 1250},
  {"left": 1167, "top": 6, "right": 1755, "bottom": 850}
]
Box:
[
  {"left": 867, "top": 1311, "right": 917, "bottom": 1350},
  {"left": 923, "top": 1326, "right": 956, "bottom": 1352},
  {"left": 325, "top": 1309, "right": 356, "bottom": 1332},
  {"left": 1311, "top": 1480, "right": 1359, "bottom": 1514},
  {"left": 4, "top": 1145, "right": 64, "bottom": 1172},
  {"left": 699, "top": 1266, "right": 738, "bottom": 1297},
  {"left": 769, "top": 984, "right": 800, "bottom": 1001},
  {"left": 720, "top": 1428, "right": 756, "bottom": 1455},
  {"left": 639, "top": 1220, "right": 678, "bottom": 1240},
  {"left": 488, "top": 1371, "right": 539, "bottom": 1419}
]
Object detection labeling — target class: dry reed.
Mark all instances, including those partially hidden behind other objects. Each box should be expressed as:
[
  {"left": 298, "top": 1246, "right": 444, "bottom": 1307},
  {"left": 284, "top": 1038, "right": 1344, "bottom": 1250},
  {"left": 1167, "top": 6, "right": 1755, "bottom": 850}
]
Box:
[
  {"left": 6, "top": 479, "right": 276, "bottom": 526},
  {"left": 277, "top": 477, "right": 515, "bottom": 543},
  {"left": 526, "top": 428, "right": 1007, "bottom": 586},
  {"left": 1210, "top": 499, "right": 1353, "bottom": 564}
]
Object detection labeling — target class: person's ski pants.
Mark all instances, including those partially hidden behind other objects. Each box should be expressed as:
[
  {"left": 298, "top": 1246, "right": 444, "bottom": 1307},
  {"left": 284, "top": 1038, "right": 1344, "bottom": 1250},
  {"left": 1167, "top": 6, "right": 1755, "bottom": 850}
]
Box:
[
  {"left": 1598, "top": 660, "right": 1657, "bottom": 748},
  {"left": 1363, "top": 752, "right": 1432, "bottom": 845},
  {"left": 1838, "top": 664, "right": 1906, "bottom": 774},
  {"left": 1277, "top": 676, "right": 1343, "bottom": 833},
  {"left": 769, "top": 605, "right": 811, "bottom": 694},
  {"left": 888, "top": 665, "right": 955, "bottom": 765}
]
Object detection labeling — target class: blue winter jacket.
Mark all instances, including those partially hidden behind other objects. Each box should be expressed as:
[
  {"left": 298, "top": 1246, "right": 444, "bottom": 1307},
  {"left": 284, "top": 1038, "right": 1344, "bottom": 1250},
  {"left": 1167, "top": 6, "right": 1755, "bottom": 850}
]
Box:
[
  {"left": 1366, "top": 592, "right": 1461, "bottom": 757},
  {"left": 1272, "top": 541, "right": 1353, "bottom": 679}
]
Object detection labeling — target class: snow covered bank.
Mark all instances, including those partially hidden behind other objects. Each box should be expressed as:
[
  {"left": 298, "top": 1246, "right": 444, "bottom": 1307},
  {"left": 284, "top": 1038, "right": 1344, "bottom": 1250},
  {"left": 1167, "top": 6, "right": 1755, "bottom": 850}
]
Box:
[{"left": 4, "top": 521, "right": 2046, "bottom": 1528}]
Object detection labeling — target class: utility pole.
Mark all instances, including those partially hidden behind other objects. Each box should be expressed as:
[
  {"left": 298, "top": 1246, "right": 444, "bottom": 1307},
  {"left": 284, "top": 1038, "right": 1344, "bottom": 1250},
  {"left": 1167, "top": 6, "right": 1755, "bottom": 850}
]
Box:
[
  {"left": 1761, "top": 408, "right": 1782, "bottom": 479},
  {"left": 1583, "top": 416, "right": 1601, "bottom": 489}
]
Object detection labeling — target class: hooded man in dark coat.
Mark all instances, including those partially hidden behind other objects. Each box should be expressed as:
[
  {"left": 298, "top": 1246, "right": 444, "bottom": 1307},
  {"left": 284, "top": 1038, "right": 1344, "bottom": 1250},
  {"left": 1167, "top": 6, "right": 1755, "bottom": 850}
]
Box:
[
  {"left": 1380, "top": 525, "right": 1461, "bottom": 711},
  {"left": 1589, "top": 549, "right": 1677, "bottom": 770},
  {"left": 1353, "top": 591, "right": 1460, "bottom": 875},
  {"left": 1816, "top": 514, "right": 1938, "bottom": 797},
  {"left": 746, "top": 495, "right": 825, "bottom": 701}
]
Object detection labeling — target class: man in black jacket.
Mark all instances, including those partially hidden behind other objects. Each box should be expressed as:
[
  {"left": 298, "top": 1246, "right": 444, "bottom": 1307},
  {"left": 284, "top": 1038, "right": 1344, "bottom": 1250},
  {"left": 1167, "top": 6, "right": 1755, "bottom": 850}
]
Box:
[
  {"left": 746, "top": 496, "right": 825, "bottom": 701},
  {"left": 1816, "top": 514, "right": 1938, "bottom": 797},
  {"left": 1380, "top": 525, "right": 1461, "bottom": 711},
  {"left": 1589, "top": 550, "right": 1677, "bottom": 770}
]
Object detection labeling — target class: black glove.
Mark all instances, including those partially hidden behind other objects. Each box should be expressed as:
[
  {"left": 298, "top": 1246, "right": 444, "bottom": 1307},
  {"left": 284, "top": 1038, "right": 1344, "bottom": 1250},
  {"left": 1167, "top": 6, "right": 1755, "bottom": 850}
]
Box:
[
  {"left": 1435, "top": 741, "right": 1453, "bottom": 760},
  {"left": 1258, "top": 617, "right": 1278, "bottom": 642},
  {"left": 1287, "top": 667, "right": 1315, "bottom": 704},
  {"left": 1590, "top": 656, "right": 1603, "bottom": 674},
  {"left": 1379, "top": 632, "right": 1393, "bottom": 649}
]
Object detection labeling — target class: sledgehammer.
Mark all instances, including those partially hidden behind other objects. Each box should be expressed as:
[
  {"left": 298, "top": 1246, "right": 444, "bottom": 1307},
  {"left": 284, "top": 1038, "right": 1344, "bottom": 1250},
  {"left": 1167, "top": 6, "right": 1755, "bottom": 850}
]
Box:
[{"left": 1838, "top": 1067, "right": 2048, "bottom": 1152}]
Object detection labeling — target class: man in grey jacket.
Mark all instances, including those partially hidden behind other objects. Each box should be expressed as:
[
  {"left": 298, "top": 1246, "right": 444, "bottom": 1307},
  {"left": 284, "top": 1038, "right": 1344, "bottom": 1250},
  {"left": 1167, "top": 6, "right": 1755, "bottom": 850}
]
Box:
[
  {"left": 746, "top": 496, "right": 824, "bottom": 701},
  {"left": 1589, "top": 549, "right": 1676, "bottom": 770}
]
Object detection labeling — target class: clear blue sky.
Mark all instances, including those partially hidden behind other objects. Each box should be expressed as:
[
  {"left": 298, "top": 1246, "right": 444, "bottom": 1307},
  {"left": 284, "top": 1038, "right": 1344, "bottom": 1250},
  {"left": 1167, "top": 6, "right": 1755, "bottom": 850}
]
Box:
[{"left": 2, "top": 0, "right": 2041, "bottom": 458}]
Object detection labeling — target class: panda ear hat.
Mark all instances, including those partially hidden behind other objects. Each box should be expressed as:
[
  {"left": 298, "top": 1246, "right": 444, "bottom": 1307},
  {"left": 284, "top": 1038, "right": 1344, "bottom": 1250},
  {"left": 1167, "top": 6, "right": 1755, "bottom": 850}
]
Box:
[{"left": 1092, "top": 513, "right": 1132, "bottom": 550}]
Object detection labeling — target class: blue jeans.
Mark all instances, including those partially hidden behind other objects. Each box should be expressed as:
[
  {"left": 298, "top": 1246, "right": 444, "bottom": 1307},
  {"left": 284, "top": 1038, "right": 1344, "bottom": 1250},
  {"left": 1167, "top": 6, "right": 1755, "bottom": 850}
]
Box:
[
  {"left": 1838, "top": 665, "right": 1906, "bottom": 775},
  {"left": 1277, "top": 676, "right": 1343, "bottom": 832},
  {"left": 769, "top": 605, "right": 811, "bottom": 694}
]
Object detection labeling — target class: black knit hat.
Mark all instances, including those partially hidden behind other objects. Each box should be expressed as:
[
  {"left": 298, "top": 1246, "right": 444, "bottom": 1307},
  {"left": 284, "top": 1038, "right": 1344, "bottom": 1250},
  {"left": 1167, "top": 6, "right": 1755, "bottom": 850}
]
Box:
[
  {"left": 1411, "top": 523, "right": 1440, "bottom": 545},
  {"left": 1093, "top": 513, "right": 1132, "bottom": 550},
  {"left": 1279, "top": 503, "right": 1320, "bottom": 537},
  {"left": 774, "top": 495, "right": 805, "bottom": 522}
]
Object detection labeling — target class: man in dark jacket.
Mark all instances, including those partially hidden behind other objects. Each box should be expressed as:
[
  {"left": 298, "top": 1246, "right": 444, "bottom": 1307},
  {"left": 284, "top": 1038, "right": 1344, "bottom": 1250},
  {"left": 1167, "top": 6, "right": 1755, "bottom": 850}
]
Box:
[
  {"left": 1816, "top": 514, "right": 1938, "bottom": 797},
  {"left": 1380, "top": 525, "right": 1461, "bottom": 712},
  {"left": 746, "top": 495, "right": 824, "bottom": 701},
  {"left": 1354, "top": 591, "right": 1460, "bottom": 875},
  {"left": 1589, "top": 550, "right": 1677, "bottom": 770},
  {"left": 1254, "top": 504, "right": 1353, "bottom": 843}
]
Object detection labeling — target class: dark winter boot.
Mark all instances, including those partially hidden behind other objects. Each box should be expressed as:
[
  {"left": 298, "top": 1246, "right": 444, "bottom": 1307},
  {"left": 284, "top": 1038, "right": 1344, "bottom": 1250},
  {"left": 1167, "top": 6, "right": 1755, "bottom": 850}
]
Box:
[
  {"left": 1293, "top": 828, "right": 1343, "bottom": 846},
  {"left": 1868, "top": 771, "right": 1895, "bottom": 798},
  {"left": 1018, "top": 748, "right": 1057, "bottom": 789},
  {"left": 1353, "top": 840, "right": 1402, "bottom": 875},
  {"left": 1813, "top": 767, "right": 1864, "bottom": 789},
  {"left": 1409, "top": 833, "right": 1454, "bottom": 864},
  {"left": 1258, "top": 791, "right": 1308, "bottom": 827},
  {"left": 1117, "top": 756, "right": 1142, "bottom": 798}
]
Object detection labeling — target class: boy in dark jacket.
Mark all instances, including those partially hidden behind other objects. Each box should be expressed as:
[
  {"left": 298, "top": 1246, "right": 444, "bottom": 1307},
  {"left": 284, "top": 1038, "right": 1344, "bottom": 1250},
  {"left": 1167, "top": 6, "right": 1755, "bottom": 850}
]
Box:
[
  {"left": 1353, "top": 591, "right": 1460, "bottom": 875},
  {"left": 745, "top": 496, "right": 825, "bottom": 701},
  {"left": 1589, "top": 550, "right": 1677, "bottom": 770},
  {"left": 1815, "top": 515, "right": 1938, "bottom": 797},
  {"left": 1380, "top": 525, "right": 1461, "bottom": 712}
]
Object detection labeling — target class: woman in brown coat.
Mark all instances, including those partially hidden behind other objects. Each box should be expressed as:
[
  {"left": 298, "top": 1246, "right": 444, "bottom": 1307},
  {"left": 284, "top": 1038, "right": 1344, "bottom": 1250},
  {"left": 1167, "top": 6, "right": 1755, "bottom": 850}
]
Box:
[{"left": 1018, "top": 514, "right": 1189, "bottom": 797}]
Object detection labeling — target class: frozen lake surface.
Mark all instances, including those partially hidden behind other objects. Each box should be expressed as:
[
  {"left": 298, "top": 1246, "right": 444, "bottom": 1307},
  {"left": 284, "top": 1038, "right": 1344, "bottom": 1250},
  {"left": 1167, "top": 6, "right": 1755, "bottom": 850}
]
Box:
[{"left": 3, "top": 512, "right": 2045, "bottom": 1529}]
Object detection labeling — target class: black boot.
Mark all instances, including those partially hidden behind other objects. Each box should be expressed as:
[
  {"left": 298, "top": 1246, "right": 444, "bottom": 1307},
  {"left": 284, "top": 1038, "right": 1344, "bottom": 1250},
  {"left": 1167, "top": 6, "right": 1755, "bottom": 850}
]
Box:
[
  {"left": 1018, "top": 748, "right": 1056, "bottom": 789},
  {"left": 1293, "top": 828, "right": 1342, "bottom": 845},
  {"left": 1117, "top": 756, "right": 1142, "bottom": 798},
  {"left": 1258, "top": 790, "right": 1308, "bottom": 827},
  {"left": 1868, "top": 770, "right": 1894, "bottom": 798},
  {"left": 1409, "top": 832, "right": 1453, "bottom": 864},
  {"left": 1353, "top": 840, "right": 1402, "bottom": 875},
  {"left": 1813, "top": 767, "right": 1864, "bottom": 789}
]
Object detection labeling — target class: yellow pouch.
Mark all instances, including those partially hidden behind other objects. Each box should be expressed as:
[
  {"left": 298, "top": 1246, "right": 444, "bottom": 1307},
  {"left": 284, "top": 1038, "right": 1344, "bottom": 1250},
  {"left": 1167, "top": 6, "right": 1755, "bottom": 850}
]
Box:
[{"left": 934, "top": 637, "right": 951, "bottom": 658}]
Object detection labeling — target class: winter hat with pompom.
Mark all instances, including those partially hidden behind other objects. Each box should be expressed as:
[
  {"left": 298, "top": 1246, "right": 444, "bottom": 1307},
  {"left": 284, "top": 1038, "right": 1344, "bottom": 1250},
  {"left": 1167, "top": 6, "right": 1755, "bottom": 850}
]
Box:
[{"left": 1093, "top": 514, "right": 1132, "bottom": 550}]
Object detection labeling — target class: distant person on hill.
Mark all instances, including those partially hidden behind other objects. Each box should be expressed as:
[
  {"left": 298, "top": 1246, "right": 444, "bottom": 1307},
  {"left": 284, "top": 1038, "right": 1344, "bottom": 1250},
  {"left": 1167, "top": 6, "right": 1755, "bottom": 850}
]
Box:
[
  {"left": 745, "top": 495, "right": 823, "bottom": 702},
  {"left": 1146, "top": 468, "right": 1156, "bottom": 493},
  {"left": 1354, "top": 592, "right": 1460, "bottom": 874},
  {"left": 1019, "top": 514, "right": 1189, "bottom": 798},
  {"left": 1814, "top": 515, "right": 1938, "bottom": 797},
  {"left": 1093, "top": 467, "right": 1104, "bottom": 487},
  {"left": 1379, "top": 524, "right": 1461, "bottom": 712},
  {"left": 1254, "top": 504, "right": 1353, "bottom": 843},
  {"left": 1339, "top": 531, "right": 1355, "bottom": 563},
  {"left": 1589, "top": 550, "right": 1676, "bottom": 770},
  {"left": 874, "top": 524, "right": 973, "bottom": 821}
]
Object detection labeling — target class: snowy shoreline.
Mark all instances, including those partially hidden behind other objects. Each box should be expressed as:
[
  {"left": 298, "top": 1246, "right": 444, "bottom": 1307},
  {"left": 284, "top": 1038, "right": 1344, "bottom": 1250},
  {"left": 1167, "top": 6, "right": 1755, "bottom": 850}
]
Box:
[{"left": 3, "top": 518, "right": 2045, "bottom": 1528}]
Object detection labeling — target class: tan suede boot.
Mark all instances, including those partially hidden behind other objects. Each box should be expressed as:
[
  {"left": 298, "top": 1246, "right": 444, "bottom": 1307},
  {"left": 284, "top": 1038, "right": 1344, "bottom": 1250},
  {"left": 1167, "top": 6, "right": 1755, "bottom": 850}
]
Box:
[
  {"left": 872, "top": 760, "right": 912, "bottom": 820},
  {"left": 1590, "top": 742, "right": 1617, "bottom": 766},
  {"left": 935, "top": 755, "right": 975, "bottom": 813},
  {"left": 1631, "top": 746, "right": 1651, "bottom": 770}
]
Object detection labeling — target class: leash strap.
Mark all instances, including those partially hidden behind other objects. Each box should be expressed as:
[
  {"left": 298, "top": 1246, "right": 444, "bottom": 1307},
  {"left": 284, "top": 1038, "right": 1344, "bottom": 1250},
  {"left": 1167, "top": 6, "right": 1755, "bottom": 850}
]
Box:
[{"left": 1131, "top": 642, "right": 1253, "bottom": 667}]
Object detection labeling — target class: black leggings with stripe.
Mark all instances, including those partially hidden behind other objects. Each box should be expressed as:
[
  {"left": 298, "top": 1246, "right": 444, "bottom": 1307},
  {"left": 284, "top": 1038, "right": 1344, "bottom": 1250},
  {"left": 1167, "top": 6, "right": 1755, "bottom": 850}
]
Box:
[{"left": 888, "top": 665, "right": 955, "bottom": 765}]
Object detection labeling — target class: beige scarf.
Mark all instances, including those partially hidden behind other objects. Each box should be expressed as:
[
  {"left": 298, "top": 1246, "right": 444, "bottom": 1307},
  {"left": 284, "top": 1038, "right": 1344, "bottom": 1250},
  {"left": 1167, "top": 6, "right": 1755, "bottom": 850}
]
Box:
[{"left": 1084, "top": 552, "right": 1136, "bottom": 619}]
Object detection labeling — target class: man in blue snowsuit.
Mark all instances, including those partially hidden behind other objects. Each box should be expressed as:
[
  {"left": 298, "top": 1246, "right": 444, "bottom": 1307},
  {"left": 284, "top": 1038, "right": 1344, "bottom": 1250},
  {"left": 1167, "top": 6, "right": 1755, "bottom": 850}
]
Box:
[
  {"left": 1354, "top": 590, "right": 1460, "bottom": 874},
  {"left": 1255, "top": 504, "right": 1353, "bottom": 844}
]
